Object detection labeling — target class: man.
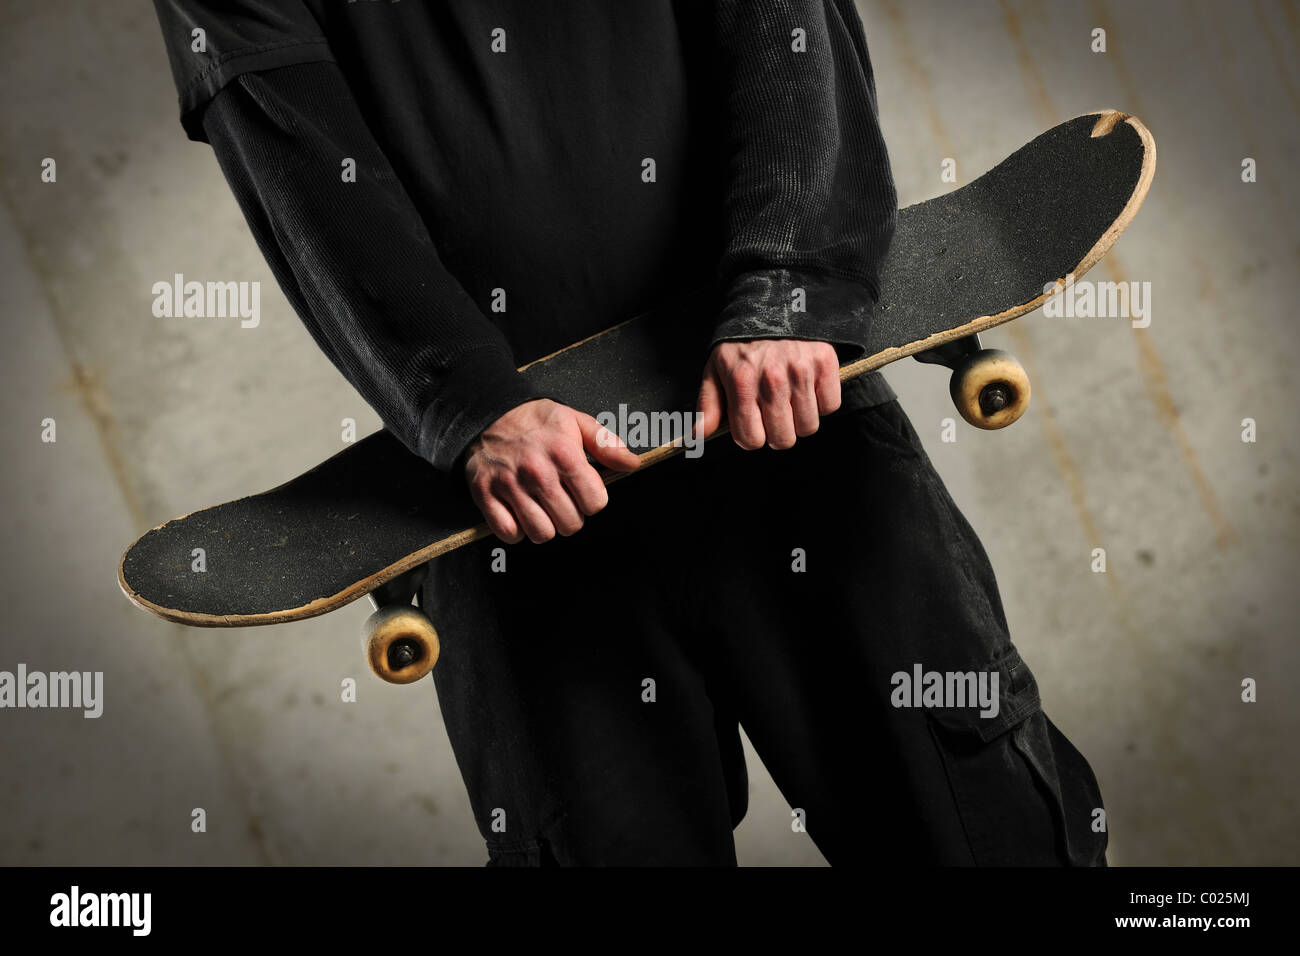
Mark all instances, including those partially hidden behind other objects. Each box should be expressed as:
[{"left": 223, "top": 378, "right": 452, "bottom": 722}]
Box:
[{"left": 153, "top": 0, "right": 1107, "bottom": 866}]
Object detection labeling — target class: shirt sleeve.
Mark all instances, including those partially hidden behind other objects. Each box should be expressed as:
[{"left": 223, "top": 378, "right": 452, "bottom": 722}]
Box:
[
  {"left": 152, "top": 0, "right": 336, "bottom": 142},
  {"left": 152, "top": 0, "right": 546, "bottom": 471},
  {"left": 193, "top": 60, "right": 547, "bottom": 471},
  {"left": 709, "top": 0, "right": 898, "bottom": 359}
]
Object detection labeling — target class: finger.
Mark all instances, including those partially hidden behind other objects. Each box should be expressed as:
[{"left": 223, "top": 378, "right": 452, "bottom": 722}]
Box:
[
  {"left": 575, "top": 412, "right": 640, "bottom": 471},
  {"left": 757, "top": 368, "right": 796, "bottom": 449},
  {"left": 483, "top": 497, "right": 524, "bottom": 544},
  {"left": 760, "top": 392, "right": 798, "bottom": 450},
  {"left": 469, "top": 481, "right": 523, "bottom": 544},
  {"left": 724, "top": 365, "right": 766, "bottom": 450},
  {"left": 815, "top": 356, "right": 842, "bottom": 415},
  {"left": 555, "top": 454, "right": 609, "bottom": 516},
  {"left": 695, "top": 367, "right": 725, "bottom": 439},
  {"left": 537, "top": 484, "right": 585, "bottom": 536},
  {"left": 518, "top": 463, "right": 584, "bottom": 537},
  {"left": 790, "top": 363, "right": 821, "bottom": 437},
  {"left": 503, "top": 481, "right": 559, "bottom": 543}
]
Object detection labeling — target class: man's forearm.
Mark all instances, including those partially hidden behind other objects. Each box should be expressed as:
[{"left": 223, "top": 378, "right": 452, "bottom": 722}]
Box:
[
  {"left": 710, "top": 0, "right": 898, "bottom": 357},
  {"left": 201, "top": 61, "right": 545, "bottom": 470}
]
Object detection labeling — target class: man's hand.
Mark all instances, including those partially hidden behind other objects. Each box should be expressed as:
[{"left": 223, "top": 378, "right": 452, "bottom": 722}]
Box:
[
  {"left": 464, "top": 399, "right": 640, "bottom": 544},
  {"left": 696, "top": 339, "right": 841, "bottom": 450}
]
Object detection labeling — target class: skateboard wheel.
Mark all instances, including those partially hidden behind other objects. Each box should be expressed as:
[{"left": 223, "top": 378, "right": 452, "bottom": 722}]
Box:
[
  {"left": 949, "top": 349, "right": 1030, "bottom": 429},
  {"left": 362, "top": 605, "right": 440, "bottom": 684}
]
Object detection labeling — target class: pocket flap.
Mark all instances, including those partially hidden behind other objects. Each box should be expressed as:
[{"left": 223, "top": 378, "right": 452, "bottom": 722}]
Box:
[{"left": 922, "top": 644, "right": 1041, "bottom": 743}]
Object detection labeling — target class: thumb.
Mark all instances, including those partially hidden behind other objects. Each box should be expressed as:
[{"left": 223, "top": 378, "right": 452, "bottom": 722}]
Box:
[{"left": 575, "top": 411, "right": 641, "bottom": 472}]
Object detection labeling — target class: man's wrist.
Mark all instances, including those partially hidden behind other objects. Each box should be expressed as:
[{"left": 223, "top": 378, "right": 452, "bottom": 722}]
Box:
[{"left": 416, "top": 349, "right": 546, "bottom": 472}]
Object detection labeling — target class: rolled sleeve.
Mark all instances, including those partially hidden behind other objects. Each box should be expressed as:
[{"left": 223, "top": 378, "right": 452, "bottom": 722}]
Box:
[{"left": 711, "top": 268, "right": 879, "bottom": 361}]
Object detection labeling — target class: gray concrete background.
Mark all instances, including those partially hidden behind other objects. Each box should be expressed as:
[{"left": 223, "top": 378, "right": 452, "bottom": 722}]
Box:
[{"left": 0, "top": 0, "right": 1296, "bottom": 866}]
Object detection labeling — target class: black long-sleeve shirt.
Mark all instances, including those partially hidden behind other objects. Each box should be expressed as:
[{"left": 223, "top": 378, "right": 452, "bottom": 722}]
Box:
[{"left": 152, "top": 0, "right": 898, "bottom": 471}]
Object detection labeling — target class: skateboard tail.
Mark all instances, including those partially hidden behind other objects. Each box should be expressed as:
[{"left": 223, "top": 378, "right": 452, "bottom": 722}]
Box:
[{"left": 838, "top": 110, "right": 1155, "bottom": 382}]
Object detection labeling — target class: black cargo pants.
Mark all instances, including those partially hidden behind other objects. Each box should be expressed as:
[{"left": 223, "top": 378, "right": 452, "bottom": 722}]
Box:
[{"left": 422, "top": 399, "right": 1108, "bottom": 866}]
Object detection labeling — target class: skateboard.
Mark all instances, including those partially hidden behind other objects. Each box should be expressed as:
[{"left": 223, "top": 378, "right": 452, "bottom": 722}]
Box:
[{"left": 119, "top": 110, "right": 1156, "bottom": 685}]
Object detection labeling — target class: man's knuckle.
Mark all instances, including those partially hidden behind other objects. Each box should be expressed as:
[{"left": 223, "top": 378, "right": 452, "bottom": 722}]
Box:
[
  {"left": 488, "top": 473, "right": 517, "bottom": 498},
  {"left": 759, "top": 366, "right": 787, "bottom": 392},
  {"left": 551, "top": 445, "right": 585, "bottom": 473},
  {"left": 728, "top": 361, "right": 755, "bottom": 387}
]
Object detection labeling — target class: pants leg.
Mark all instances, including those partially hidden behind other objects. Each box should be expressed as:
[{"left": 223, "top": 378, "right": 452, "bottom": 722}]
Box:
[
  {"left": 422, "top": 448, "right": 747, "bottom": 866},
  {"left": 688, "top": 399, "right": 1108, "bottom": 866},
  {"left": 425, "top": 398, "right": 1107, "bottom": 866}
]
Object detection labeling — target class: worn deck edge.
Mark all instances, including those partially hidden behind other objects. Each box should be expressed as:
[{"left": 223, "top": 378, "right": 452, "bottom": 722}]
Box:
[{"left": 118, "top": 110, "right": 1156, "bottom": 628}]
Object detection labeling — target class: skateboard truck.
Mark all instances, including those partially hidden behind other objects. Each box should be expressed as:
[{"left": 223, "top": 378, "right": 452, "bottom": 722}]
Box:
[
  {"left": 361, "top": 565, "right": 440, "bottom": 684},
  {"left": 914, "top": 334, "right": 1031, "bottom": 429}
]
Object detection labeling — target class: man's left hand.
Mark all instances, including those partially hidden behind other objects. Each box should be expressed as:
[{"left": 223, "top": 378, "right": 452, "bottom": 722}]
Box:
[{"left": 696, "top": 339, "right": 841, "bottom": 450}]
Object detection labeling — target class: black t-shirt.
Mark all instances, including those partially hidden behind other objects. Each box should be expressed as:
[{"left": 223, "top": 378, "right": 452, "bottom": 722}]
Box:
[{"left": 152, "top": 0, "right": 897, "bottom": 469}]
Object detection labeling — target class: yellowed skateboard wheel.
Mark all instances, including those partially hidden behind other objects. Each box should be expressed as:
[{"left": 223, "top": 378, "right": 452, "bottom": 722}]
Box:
[
  {"left": 949, "top": 349, "right": 1030, "bottom": 429},
  {"left": 363, "top": 605, "right": 440, "bottom": 684}
]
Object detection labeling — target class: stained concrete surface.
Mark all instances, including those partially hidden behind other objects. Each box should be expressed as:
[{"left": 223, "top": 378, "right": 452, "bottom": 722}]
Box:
[{"left": 0, "top": 0, "right": 1296, "bottom": 866}]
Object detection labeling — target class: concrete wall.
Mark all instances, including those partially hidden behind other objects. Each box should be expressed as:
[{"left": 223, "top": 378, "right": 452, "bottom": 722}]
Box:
[{"left": 0, "top": 0, "right": 1295, "bottom": 865}]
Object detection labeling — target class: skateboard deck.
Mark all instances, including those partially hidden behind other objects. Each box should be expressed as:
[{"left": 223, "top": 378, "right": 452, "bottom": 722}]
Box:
[{"left": 119, "top": 111, "right": 1156, "bottom": 681}]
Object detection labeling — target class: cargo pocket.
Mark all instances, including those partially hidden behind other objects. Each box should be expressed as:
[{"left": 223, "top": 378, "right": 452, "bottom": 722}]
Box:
[
  {"left": 1011, "top": 712, "right": 1109, "bottom": 867},
  {"left": 484, "top": 837, "right": 560, "bottom": 867},
  {"left": 923, "top": 644, "right": 1106, "bottom": 866}
]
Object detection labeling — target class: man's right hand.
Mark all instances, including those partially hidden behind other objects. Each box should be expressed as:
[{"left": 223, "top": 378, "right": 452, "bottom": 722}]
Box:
[{"left": 463, "top": 399, "right": 641, "bottom": 544}]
